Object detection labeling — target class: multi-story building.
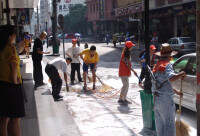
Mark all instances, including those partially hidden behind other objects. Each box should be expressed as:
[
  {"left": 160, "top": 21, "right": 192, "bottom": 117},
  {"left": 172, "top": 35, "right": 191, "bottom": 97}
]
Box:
[{"left": 85, "top": 0, "right": 117, "bottom": 36}]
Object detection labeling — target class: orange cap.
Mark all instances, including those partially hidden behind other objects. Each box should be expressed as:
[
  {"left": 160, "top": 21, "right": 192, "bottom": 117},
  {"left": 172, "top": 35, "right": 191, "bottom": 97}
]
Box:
[
  {"left": 72, "top": 39, "right": 77, "bottom": 42},
  {"left": 150, "top": 45, "right": 156, "bottom": 50},
  {"left": 125, "top": 41, "right": 135, "bottom": 48}
]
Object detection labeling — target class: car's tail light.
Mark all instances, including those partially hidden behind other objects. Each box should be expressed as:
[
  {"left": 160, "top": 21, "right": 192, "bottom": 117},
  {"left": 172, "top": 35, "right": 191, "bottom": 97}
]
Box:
[{"left": 181, "top": 44, "right": 184, "bottom": 49}]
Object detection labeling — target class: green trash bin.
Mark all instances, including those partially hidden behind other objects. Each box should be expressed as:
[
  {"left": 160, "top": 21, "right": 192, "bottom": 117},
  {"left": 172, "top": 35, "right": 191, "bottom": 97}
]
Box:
[
  {"left": 53, "top": 46, "right": 59, "bottom": 54},
  {"left": 140, "top": 90, "right": 156, "bottom": 130}
]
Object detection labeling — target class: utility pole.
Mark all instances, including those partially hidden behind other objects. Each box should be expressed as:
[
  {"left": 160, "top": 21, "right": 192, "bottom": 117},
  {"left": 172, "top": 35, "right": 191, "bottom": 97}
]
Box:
[
  {"left": 144, "top": 0, "right": 151, "bottom": 90},
  {"left": 5, "top": 0, "right": 10, "bottom": 24},
  {"left": 37, "top": 6, "right": 39, "bottom": 36},
  {"left": 52, "top": 0, "right": 58, "bottom": 48},
  {"left": 196, "top": 0, "right": 200, "bottom": 135}
]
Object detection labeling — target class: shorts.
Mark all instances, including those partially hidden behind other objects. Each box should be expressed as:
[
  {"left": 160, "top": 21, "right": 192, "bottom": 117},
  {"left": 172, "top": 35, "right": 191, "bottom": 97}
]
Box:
[
  {"left": 83, "top": 63, "right": 97, "bottom": 72},
  {"left": 0, "top": 81, "right": 25, "bottom": 118}
]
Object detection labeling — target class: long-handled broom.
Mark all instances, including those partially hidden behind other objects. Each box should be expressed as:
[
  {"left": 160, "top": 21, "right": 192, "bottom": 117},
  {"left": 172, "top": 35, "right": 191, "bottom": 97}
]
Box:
[{"left": 176, "top": 79, "right": 190, "bottom": 136}]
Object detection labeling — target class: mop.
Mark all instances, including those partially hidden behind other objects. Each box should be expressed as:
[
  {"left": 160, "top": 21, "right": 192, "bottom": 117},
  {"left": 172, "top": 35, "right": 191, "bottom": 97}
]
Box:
[{"left": 176, "top": 79, "right": 190, "bottom": 136}]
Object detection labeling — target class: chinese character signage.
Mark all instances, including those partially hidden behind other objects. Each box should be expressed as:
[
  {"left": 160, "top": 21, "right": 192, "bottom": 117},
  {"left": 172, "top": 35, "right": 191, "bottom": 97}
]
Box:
[
  {"left": 117, "top": 0, "right": 142, "bottom": 8},
  {"left": 100, "top": 0, "right": 104, "bottom": 18},
  {"left": 18, "top": 8, "right": 30, "bottom": 25}
]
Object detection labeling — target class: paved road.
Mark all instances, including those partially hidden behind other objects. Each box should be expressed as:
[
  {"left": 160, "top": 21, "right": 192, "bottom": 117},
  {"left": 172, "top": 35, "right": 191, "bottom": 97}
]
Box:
[{"left": 42, "top": 40, "right": 196, "bottom": 135}]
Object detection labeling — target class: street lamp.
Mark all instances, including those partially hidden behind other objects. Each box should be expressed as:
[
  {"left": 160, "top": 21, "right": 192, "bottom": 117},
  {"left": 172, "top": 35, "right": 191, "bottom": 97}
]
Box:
[{"left": 46, "top": 20, "right": 49, "bottom": 48}]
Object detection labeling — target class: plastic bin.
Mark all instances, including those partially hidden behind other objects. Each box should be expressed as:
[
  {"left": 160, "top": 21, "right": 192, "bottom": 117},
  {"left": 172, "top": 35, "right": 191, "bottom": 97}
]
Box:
[
  {"left": 140, "top": 90, "right": 156, "bottom": 130},
  {"left": 53, "top": 46, "right": 59, "bottom": 54}
]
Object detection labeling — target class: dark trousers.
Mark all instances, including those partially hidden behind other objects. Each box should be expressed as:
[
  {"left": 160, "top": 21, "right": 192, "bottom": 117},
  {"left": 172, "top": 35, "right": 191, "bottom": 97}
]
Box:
[
  {"left": 71, "top": 63, "right": 82, "bottom": 82},
  {"left": 45, "top": 64, "right": 62, "bottom": 98},
  {"left": 139, "top": 67, "right": 147, "bottom": 83},
  {"left": 33, "top": 59, "right": 43, "bottom": 84},
  {"left": 77, "top": 41, "right": 80, "bottom": 47}
]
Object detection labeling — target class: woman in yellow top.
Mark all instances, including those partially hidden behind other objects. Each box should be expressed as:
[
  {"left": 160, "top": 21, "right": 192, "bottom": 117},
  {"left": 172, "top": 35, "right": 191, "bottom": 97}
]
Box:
[
  {"left": 24, "top": 32, "right": 31, "bottom": 58},
  {"left": 0, "top": 25, "right": 25, "bottom": 136},
  {"left": 80, "top": 45, "right": 99, "bottom": 90}
]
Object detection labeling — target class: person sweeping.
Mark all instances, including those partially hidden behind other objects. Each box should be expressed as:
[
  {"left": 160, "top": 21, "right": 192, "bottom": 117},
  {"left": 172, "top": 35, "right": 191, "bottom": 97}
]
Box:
[
  {"left": 151, "top": 43, "right": 186, "bottom": 136},
  {"left": 118, "top": 41, "right": 138, "bottom": 104}
]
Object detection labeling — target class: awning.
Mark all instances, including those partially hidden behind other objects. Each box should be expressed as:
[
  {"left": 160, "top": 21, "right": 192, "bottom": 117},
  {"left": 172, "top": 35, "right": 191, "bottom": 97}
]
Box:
[{"left": 9, "top": 0, "right": 39, "bottom": 8}]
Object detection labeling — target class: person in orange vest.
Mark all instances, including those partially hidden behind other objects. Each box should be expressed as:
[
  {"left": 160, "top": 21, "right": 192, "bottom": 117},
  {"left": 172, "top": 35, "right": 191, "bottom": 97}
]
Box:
[
  {"left": 118, "top": 41, "right": 138, "bottom": 104},
  {"left": 152, "top": 43, "right": 186, "bottom": 136}
]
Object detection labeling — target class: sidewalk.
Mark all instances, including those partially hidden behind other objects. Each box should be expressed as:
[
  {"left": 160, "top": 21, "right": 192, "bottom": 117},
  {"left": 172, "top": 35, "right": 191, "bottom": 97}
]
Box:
[{"left": 20, "top": 56, "right": 81, "bottom": 136}]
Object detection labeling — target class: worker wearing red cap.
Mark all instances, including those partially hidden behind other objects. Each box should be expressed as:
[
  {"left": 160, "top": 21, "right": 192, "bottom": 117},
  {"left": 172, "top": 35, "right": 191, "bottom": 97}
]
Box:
[
  {"left": 139, "top": 45, "right": 157, "bottom": 88},
  {"left": 118, "top": 41, "right": 138, "bottom": 104},
  {"left": 66, "top": 39, "right": 83, "bottom": 84}
]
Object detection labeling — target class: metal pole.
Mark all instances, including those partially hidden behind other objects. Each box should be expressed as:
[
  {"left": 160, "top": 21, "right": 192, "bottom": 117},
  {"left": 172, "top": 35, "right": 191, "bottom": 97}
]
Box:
[
  {"left": 6, "top": 0, "right": 10, "bottom": 24},
  {"left": 46, "top": 21, "right": 49, "bottom": 48},
  {"left": 52, "top": 0, "right": 58, "bottom": 49},
  {"left": 196, "top": 0, "right": 200, "bottom": 135},
  {"left": 143, "top": 0, "right": 151, "bottom": 90},
  {"left": 63, "top": 30, "right": 65, "bottom": 59},
  {"left": 37, "top": 6, "right": 39, "bottom": 36}
]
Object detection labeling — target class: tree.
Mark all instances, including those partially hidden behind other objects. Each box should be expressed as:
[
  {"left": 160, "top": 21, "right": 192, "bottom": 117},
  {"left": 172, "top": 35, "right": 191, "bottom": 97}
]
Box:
[{"left": 64, "top": 4, "right": 88, "bottom": 35}]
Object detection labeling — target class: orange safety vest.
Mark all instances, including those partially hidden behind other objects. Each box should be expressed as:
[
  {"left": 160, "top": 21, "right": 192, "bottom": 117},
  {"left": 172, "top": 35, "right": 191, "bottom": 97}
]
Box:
[
  {"left": 119, "top": 54, "right": 131, "bottom": 77},
  {"left": 152, "top": 60, "right": 170, "bottom": 73}
]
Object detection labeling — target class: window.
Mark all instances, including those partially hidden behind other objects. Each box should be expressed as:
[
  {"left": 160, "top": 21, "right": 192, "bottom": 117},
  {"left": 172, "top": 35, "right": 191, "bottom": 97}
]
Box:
[
  {"left": 179, "top": 38, "right": 194, "bottom": 43},
  {"left": 93, "top": 4, "right": 95, "bottom": 12},
  {"left": 186, "top": 58, "right": 196, "bottom": 75},
  {"left": 172, "top": 39, "right": 178, "bottom": 44},
  {"left": 96, "top": 3, "right": 98, "bottom": 11},
  {"left": 113, "top": 0, "right": 115, "bottom": 9},
  {"left": 173, "top": 57, "right": 190, "bottom": 73},
  {"left": 90, "top": 4, "right": 92, "bottom": 13},
  {"left": 167, "top": 39, "right": 172, "bottom": 44}
]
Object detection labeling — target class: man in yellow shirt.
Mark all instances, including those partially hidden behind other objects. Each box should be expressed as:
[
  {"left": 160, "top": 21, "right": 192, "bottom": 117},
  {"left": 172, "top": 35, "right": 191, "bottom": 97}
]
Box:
[{"left": 80, "top": 45, "right": 99, "bottom": 90}]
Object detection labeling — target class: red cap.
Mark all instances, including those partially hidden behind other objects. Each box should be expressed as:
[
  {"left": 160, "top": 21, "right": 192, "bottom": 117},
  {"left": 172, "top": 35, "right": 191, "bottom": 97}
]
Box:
[
  {"left": 150, "top": 45, "right": 156, "bottom": 50},
  {"left": 125, "top": 41, "right": 135, "bottom": 48},
  {"left": 72, "top": 39, "right": 77, "bottom": 42},
  {"left": 153, "top": 33, "right": 157, "bottom": 35}
]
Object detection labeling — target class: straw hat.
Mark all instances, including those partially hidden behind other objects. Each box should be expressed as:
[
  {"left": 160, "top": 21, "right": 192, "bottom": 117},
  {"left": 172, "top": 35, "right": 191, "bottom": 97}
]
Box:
[{"left": 155, "top": 43, "right": 178, "bottom": 57}]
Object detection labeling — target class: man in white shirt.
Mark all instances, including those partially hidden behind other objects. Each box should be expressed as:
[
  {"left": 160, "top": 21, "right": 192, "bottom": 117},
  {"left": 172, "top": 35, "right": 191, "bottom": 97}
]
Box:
[
  {"left": 66, "top": 39, "right": 83, "bottom": 85},
  {"left": 45, "top": 57, "right": 72, "bottom": 101}
]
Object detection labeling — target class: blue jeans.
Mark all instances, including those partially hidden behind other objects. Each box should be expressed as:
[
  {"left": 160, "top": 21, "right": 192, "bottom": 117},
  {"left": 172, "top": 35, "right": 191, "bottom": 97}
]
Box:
[{"left": 154, "top": 94, "right": 176, "bottom": 136}]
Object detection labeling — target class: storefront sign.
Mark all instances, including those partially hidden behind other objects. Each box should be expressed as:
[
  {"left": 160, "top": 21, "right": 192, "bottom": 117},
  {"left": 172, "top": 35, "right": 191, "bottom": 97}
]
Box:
[
  {"left": 117, "top": 0, "right": 142, "bottom": 8},
  {"left": 18, "top": 8, "right": 30, "bottom": 25},
  {"left": 115, "top": 3, "right": 143, "bottom": 17},
  {"left": 168, "top": 0, "right": 182, "bottom": 4}
]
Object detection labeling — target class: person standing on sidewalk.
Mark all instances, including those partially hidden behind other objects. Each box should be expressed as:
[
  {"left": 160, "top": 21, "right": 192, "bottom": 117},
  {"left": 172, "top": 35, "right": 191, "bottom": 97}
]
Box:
[
  {"left": 76, "top": 36, "right": 81, "bottom": 47},
  {"left": 24, "top": 32, "right": 31, "bottom": 58},
  {"left": 80, "top": 45, "right": 99, "bottom": 90},
  {"left": 66, "top": 39, "right": 83, "bottom": 84},
  {"left": 151, "top": 33, "right": 159, "bottom": 51},
  {"left": 152, "top": 43, "right": 186, "bottom": 136},
  {"left": 32, "top": 31, "right": 50, "bottom": 86},
  {"left": 112, "top": 34, "right": 117, "bottom": 48},
  {"left": 45, "top": 57, "right": 72, "bottom": 101},
  {"left": 139, "top": 45, "right": 157, "bottom": 88},
  {"left": 118, "top": 41, "right": 138, "bottom": 104},
  {"left": 0, "top": 25, "right": 25, "bottom": 136}
]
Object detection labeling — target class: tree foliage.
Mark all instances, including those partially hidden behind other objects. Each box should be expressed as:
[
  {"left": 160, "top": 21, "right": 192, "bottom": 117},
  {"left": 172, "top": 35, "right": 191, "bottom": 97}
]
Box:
[{"left": 64, "top": 4, "right": 88, "bottom": 33}]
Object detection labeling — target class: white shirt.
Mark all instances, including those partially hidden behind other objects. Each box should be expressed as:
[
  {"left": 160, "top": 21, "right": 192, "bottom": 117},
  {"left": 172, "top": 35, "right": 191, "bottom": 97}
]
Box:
[
  {"left": 66, "top": 46, "right": 80, "bottom": 63},
  {"left": 49, "top": 58, "right": 67, "bottom": 73}
]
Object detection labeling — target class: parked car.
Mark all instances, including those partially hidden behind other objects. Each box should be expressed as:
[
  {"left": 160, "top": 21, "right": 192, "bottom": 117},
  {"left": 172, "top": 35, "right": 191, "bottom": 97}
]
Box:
[
  {"left": 167, "top": 37, "right": 196, "bottom": 56},
  {"left": 48, "top": 36, "right": 60, "bottom": 46},
  {"left": 172, "top": 53, "right": 196, "bottom": 111},
  {"left": 65, "top": 33, "right": 75, "bottom": 39}
]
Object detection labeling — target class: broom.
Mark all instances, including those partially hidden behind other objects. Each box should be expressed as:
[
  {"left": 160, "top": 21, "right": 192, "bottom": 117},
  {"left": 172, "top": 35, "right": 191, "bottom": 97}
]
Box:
[
  {"left": 176, "top": 79, "right": 190, "bottom": 136},
  {"left": 95, "top": 75, "right": 112, "bottom": 92}
]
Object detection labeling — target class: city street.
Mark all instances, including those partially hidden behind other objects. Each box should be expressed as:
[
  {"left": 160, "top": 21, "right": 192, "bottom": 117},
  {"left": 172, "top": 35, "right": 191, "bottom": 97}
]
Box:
[{"left": 38, "top": 40, "right": 196, "bottom": 135}]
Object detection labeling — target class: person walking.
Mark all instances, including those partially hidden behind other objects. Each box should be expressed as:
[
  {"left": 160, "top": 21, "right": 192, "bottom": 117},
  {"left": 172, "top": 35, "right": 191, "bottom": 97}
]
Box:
[
  {"left": 118, "top": 41, "right": 137, "bottom": 104},
  {"left": 32, "top": 31, "right": 50, "bottom": 86},
  {"left": 0, "top": 25, "right": 25, "bottom": 136},
  {"left": 66, "top": 39, "right": 83, "bottom": 84},
  {"left": 139, "top": 45, "right": 157, "bottom": 88},
  {"left": 112, "top": 34, "right": 117, "bottom": 48},
  {"left": 76, "top": 36, "right": 81, "bottom": 47},
  {"left": 45, "top": 57, "right": 72, "bottom": 101},
  {"left": 24, "top": 32, "right": 31, "bottom": 58},
  {"left": 152, "top": 43, "right": 186, "bottom": 136},
  {"left": 106, "top": 34, "right": 110, "bottom": 45},
  {"left": 80, "top": 45, "right": 99, "bottom": 90}
]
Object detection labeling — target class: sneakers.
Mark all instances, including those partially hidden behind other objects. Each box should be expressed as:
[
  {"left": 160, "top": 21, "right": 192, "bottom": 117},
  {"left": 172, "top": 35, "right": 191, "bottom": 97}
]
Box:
[
  {"left": 53, "top": 95, "right": 63, "bottom": 101},
  {"left": 70, "top": 81, "right": 75, "bottom": 85},
  {"left": 118, "top": 99, "right": 132, "bottom": 104}
]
